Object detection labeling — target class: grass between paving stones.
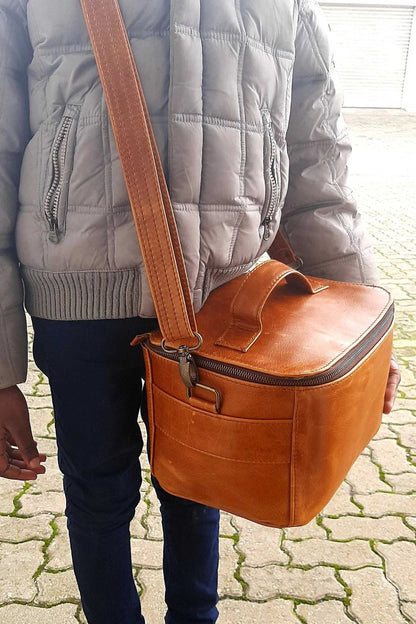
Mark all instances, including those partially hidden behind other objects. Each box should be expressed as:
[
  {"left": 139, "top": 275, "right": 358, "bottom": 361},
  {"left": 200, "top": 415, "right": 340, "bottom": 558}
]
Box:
[
  {"left": 316, "top": 515, "right": 331, "bottom": 539},
  {"left": 349, "top": 495, "right": 365, "bottom": 515},
  {"left": 33, "top": 517, "right": 60, "bottom": 583},
  {"left": 134, "top": 568, "right": 144, "bottom": 598},
  {"left": 293, "top": 597, "right": 356, "bottom": 624},
  {"left": 366, "top": 450, "right": 396, "bottom": 490},
  {"left": 140, "top": 472, "right": 153, "bottom": 537},
  {"left": 10, "top": 482, "right": 32, "bottom": 516},
  {"left": 228, "top": 517, "right": 249, "bottom": 599}
]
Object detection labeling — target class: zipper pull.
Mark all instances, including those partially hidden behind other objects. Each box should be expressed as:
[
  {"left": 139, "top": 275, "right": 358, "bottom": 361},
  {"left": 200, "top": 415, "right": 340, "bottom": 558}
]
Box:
[
  {"left": 263, "top": 217, "right": 271, "bottom": 241},
  {"left": 178, "top": 347, "right": 199, "bottom": 389}
]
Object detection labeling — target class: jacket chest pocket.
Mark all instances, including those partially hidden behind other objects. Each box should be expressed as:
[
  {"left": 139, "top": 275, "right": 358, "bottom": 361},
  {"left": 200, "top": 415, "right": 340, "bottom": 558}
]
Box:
[
  {"left": 261, "top": 110, "right": 282, "bottom": 241},
  {"left": 43, "top": 104, "right": 81, "bottom": 243}
]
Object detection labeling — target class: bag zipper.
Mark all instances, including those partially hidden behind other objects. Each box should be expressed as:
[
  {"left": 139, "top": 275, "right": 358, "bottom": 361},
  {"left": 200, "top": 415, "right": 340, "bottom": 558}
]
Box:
[
  {"left": 261, "top": 110, "right": 280, "bottom": 241},
  {"left": 147, "top": 303, "right": 394, "bottom": 388},
  {"left": 44, "top": 116, "right": 74, "bottom": 242}
]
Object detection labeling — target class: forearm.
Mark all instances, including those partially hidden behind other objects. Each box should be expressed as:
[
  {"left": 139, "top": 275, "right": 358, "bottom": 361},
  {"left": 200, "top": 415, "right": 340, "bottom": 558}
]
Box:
[{"left": 0, "top": 0, "right": 31, "bottom": 388}]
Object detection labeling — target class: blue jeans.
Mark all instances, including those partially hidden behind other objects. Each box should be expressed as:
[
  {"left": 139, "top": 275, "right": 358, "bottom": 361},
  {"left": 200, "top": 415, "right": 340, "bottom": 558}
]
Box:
[{"left": 32, "top": 317, "right": 219, "bottom": 624}]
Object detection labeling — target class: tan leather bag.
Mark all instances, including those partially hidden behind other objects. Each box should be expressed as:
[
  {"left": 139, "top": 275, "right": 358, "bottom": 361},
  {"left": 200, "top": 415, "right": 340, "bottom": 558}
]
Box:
[{"left": 81, "top": 0, "right": 394, "bottom": 527}]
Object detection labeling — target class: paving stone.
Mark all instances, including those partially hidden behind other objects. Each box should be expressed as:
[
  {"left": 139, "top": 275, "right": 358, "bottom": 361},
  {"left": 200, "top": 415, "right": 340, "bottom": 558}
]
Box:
[
  {"left": 284, "top": 518, "right": 327, "bottom": 540},
  {"left": 285, "top": 537, "right": 380, "bottom": 569},
  {"left": 233, "top": 517, "right": 287, "bottom": 566},
  {"left": 218, "top": 537, "right": 242, "bottom": 598},
  {"left": 46, "top": 516, "right": 72, "bottom": 570},
  {"left": 391, "top": 424, "right": 416, "bottom": 450},
  {"left": 140, "top": 452, "right": 151, "bottom": 471},
  {"left": 399, "top": 367, "right": 416, "bottom": 387},
  {"left": 373, "top": 423, "right": 397, "bottom": 440},
  {"left": 146, "top": 513, "right": 163, "bottom": 540},
  {"left": 146, "top": 486, "right": 160, "bottom": 515},
  {"left": 341, "top": 568, "right": 407, "bottom": 624},
  {"left": 137, "top": 568, "right": 166, "bottom": 623},
  {"left": 26, "top": 395, "right": 53, "bottom": 409},
  {"left": 0, "top": 514, "right": 54, "bottom": 542},
  {"left": 36, "top": 438, "right": 58, "bottom": 456},
  {"left": 18, "top": 369, "right": 42, "bottom": 396},
  {"left": 0, "top": 541, "right": 44, "bottom": 601},
  {"left": 323, "top": 515, "right": 415, "bottom": 541},
  {"left": 401, "top": 602, "right": 416, "bottom": 623},
  {"left": 297, "top": 600, "right": 352, "bottom": 624},
  {"left": 0, "top": 604, "right": 78, "bottom": 624},
  {"left": 218, "top": 598, "right": 299, "bottom": 623},
  {"left": 131, "top": 537, "right": 163, "bottom": 569},
  {"left": 140, "top": 477, "right": 150, "bottom": 494},
  {"left": 219, "top": 512, "right": 235, "bottom": 537},
  {"left": 387, "top": 472, "right": 416, "bottom": 494},
  {"left": 390, "top": 400, "right": 416, "bottom": 413},
  {"left": 0, "top": 479, "right": 26, "bottom": 514},
  {"left": 370, "top": 438, "right": 412, "bottom": 474},
  {"left": 242, "top": 565, "right": 345, "bottom": 601},
  {"left": 404, "top": 517, "right": 416, "bottom": 532},
  {"left": 376, "top": 541, "right": 416, "bottom": 601},
  {"left": 354, "top": 492, "right": 416, "bottom": 516},
  {"left": 19, "top": 490, "right": 66, "bottom": 516},
  {"left": 321, "top": 481, "right": 359, "bottom": 516},
  {"left": 383, "top": 410, "right": 416, "bottom": 425},
  {"left": 346, "top": 454, "right": 391, "bottom": 494},
  {"left": 29, "top": 409, "right": 54, "bottom": 438},
  {"left": 130, "top": 501, "right": 148, "bottom": 539},
  {"left": 36, "top": 569, "right": 80, "bottom": 604},
  {"left": 31, "top": 387, "right": 53, "bottom": 399}
]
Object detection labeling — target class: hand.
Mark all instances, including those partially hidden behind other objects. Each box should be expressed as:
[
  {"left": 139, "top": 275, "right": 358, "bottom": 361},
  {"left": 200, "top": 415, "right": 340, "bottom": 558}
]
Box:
[
  {"left": 383, "top": 353, "right": 401, "bottom": 415},
  {"left": 0, "top": 385, "right": 46, "bottom": 480}
]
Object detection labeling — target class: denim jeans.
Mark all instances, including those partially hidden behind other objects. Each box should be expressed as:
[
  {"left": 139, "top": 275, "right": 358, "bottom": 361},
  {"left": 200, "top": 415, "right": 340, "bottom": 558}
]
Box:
[{"left": 32, "top": 317, "right": 220, "bottom": 624}]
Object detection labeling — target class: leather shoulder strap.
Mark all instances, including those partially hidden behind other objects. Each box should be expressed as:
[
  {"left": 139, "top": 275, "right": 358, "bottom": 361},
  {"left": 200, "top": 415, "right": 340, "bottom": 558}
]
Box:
[{"left": 80, "top": 0, "right": 199, "bottom": 349}]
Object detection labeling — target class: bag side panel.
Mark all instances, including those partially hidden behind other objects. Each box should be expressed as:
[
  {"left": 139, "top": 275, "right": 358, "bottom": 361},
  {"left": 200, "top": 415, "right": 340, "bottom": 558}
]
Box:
[{"left": 291, "top": 329, "right": 393, "bottom": 526}]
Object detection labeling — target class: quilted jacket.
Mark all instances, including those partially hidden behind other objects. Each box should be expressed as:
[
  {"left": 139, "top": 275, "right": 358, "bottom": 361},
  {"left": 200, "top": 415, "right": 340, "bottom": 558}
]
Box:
[{"left": 0, "top": 0, "right": 379, "bottom": 389}]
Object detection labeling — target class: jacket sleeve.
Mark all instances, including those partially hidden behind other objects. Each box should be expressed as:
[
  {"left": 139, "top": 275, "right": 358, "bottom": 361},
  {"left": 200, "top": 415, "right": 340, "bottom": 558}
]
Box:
[
  {"left": 0, "top": 0, "right": 31, "bottom": 389},
  {"left": 280, "top": 0, "right": 379, "bottom": 285}
]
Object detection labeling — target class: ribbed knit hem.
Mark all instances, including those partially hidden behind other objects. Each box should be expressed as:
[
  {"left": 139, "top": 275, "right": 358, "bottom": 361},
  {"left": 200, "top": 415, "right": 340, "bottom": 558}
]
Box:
[{"left": 21, "top": 267, "right": 154, "bottom": 320}]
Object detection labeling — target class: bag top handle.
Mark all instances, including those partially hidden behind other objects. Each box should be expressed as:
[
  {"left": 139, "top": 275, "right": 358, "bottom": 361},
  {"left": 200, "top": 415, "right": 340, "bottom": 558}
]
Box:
[{"left": 79, "top": 0, "right": 199, "bottom": 349}]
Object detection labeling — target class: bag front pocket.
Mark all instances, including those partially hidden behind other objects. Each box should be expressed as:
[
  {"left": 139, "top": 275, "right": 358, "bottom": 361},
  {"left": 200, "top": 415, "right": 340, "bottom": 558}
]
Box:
[
  {"left": 149, "top": 383, "right": 293, "bottom": 526},
  {"left": 261, "top": 109, "right": 282, "bottom": 241},
  {"left": 43, "top": 104, "right": 81, "bottom": 243}
]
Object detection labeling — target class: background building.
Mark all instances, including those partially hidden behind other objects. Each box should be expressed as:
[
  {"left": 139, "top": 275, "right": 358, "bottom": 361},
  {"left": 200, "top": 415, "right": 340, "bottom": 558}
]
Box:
[{"left": 320, "top": 0, "right": 416, "bottom": 111}]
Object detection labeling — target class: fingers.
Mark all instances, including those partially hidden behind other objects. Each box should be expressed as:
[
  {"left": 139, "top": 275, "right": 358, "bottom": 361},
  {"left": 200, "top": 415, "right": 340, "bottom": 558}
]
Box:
[
  {"left": 0, "top": 386, "right": 47, "bottom": 481},
  {"left": 383, "top": 354, "right": 401, "bottom": 415},
  {"left": 5, "top": 403, "right": 41, "bottom": 468},
  {"left": 0, "top": 461, "right": 43, "bottom": 481},
  {"left": 8, "top": 446, "right": 47, "bottom": 464}
]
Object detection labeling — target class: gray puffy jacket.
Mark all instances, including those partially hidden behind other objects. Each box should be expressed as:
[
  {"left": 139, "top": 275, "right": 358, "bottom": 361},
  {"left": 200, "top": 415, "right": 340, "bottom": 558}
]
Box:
[{"left": 0, "top": 0, "right": 379, "bottom": 389}]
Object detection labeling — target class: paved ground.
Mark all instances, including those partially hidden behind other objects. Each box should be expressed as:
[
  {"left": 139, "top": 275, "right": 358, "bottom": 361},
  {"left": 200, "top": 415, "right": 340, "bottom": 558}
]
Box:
[{"left": 0, "top": 109, "right": 415, "bottom": 624}]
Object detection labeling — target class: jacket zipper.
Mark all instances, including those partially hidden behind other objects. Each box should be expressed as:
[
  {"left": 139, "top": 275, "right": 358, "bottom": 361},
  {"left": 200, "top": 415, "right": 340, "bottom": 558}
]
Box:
[
  {"left": 147, "top": 304, "right": 394, "bottom": 388},
  {"left": 44, "top": 116, "right": 74, "bottom": 242},
  {"left": 261, "top": 111, "right": 280, "bottom": 241}
]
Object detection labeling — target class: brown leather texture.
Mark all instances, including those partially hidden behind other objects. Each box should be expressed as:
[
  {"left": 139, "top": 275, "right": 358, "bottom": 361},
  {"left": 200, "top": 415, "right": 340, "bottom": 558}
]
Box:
[{"left": 143, "top": 260, "right": 393, "bottom": 528}]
